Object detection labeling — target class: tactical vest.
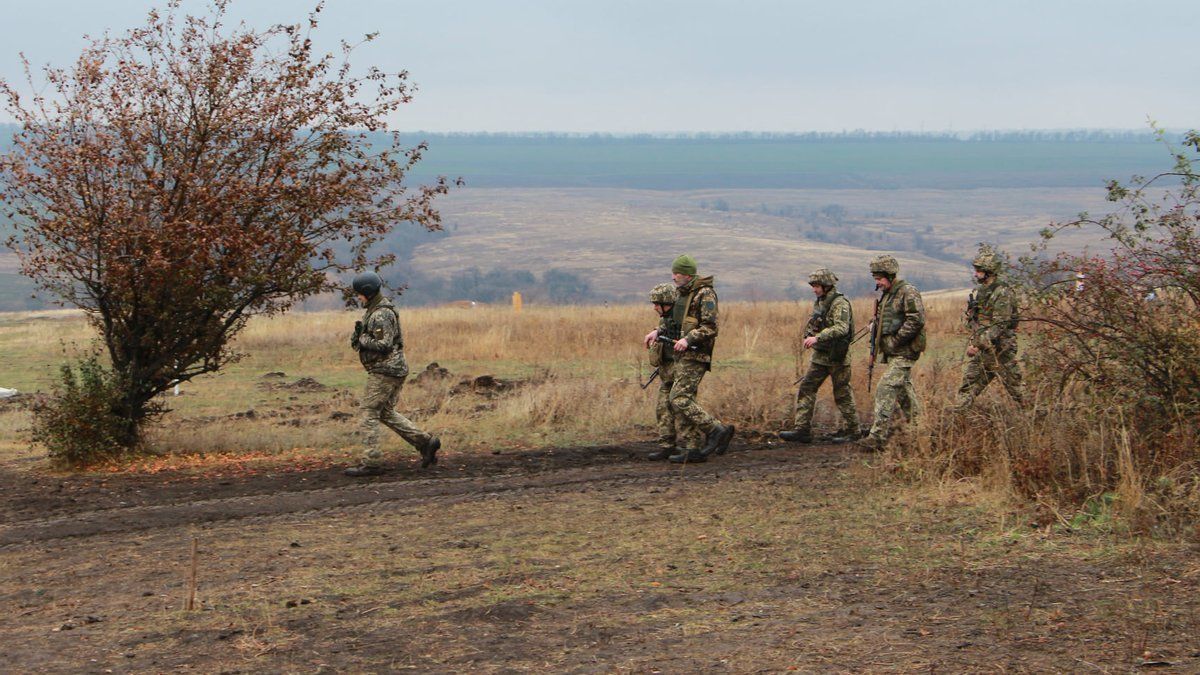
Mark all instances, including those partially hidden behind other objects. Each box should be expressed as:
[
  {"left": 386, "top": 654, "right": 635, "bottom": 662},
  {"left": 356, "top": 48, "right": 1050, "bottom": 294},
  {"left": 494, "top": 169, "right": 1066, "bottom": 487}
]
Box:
[
  {"left": 876, "top": 280, "right": 926, "bottom": 359},
  {"left": 967, "top": 281, "right": 1019, "bottom": 331},
  {"left": 809, "top": 291, "right": 853, "bottom": 363}
]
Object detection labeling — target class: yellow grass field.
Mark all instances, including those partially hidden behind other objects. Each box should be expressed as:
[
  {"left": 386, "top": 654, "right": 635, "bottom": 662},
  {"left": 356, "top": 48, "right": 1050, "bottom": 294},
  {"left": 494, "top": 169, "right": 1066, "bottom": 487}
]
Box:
[{"left": 0, "top": 295, "right": 972, "bottom": 468}]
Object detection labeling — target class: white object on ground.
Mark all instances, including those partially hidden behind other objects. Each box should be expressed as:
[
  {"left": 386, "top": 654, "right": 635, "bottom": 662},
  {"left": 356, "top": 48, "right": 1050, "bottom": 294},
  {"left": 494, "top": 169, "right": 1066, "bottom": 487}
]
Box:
[{"left": 0, "top": 387, "right": 18, "bottom": 399}]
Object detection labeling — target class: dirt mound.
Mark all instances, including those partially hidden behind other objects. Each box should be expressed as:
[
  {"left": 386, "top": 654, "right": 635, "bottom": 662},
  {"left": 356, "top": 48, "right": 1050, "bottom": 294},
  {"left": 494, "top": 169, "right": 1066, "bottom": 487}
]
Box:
[
  {"left": 451, "top": 374, "right": 515, "bottom": 397},
  {"left": 412, "top": 362, "right": 452, "bottom": 384},
  {"left": 0, "top": 392, "right": 40, "bottom": 411},
  {"left": 258, "top": 376, "right": 331, "bottom": 392}
]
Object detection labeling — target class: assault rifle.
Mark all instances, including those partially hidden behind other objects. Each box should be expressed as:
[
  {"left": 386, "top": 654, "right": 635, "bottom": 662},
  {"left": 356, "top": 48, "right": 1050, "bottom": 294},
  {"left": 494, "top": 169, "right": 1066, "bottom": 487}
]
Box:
[
  {"left": 641, "top": 368, "right": 660, "bottom": 390},
  {"left": 867, "top": 296, "right": 881, "bottom": 392}
]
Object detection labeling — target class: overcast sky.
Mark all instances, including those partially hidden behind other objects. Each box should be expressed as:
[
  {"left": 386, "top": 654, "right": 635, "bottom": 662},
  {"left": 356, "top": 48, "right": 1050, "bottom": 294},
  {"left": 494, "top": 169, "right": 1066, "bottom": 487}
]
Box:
[{"left": 0, "top": 0, "right": 1196, "bottom": 132}]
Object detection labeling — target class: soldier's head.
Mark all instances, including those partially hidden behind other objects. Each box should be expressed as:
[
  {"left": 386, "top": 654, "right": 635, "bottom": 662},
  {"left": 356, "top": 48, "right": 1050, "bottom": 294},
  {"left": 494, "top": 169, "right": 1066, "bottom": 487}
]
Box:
[
  {"left": 671, "top": 254, "right": 697, "bottom": 288},
  {"left": 351, "top": 271, "right": 383, "bottom": 304},
  {"left": 869, "top": 255, "right": 899, "bottom": 291},
  {"left": 808, "top": 268, "right": 837, "bottom": 297},
  {"left": 971, "top": 249, "right": 1002, "bottom": 283},
  {"left": 649, "top": 282, "right": 678, "bottom": 317}
]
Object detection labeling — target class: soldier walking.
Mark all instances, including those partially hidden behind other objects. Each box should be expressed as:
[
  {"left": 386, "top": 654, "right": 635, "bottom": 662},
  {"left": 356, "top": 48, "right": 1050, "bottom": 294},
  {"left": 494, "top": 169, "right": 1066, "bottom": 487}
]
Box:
[
  {"left": 643, "top": 255, "right": 735, "bottom": 463},
  {"left": 344, "top": 272, "right": 441, "bottom": 477},
  {"left": 954, "top": 248, "right": 1025, "bottom": 409},
  {"left": 857, "top": 255, "right": 926, "bottom": 451},
  {"left": 779, "top": 268, "right": 861, "bottom": 444},
  {"left": 645, "top": 282, "right": 682, "bottom": 460}
]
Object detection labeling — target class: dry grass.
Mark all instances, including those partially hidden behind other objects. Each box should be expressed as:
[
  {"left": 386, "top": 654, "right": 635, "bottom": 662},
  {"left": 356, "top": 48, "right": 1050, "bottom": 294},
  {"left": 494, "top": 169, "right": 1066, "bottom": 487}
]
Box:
[{"left": 1, "top": 296, "right": 969, "bottom": 465}]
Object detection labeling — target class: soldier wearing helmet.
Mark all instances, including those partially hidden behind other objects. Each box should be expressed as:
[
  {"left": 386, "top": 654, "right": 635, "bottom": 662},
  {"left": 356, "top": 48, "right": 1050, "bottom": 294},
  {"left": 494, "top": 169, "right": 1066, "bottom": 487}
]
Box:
[
  {"left": 779, "top": 267, "right": 861, "bottom": 444},
  {"left": 954, "top": 247, "right": 1024, "bottom": 409},
  {"left": 642, "top": 254, "right": 735, "bottom": 463},
  {"left": 644, "top": 282, "right": 683, "bottom": 460},
  {"left": 857, "top": 255, "right": 926, "bottom": 451},
  {"left": 344, "top": 271, "right": 441, "bottom": 477}
]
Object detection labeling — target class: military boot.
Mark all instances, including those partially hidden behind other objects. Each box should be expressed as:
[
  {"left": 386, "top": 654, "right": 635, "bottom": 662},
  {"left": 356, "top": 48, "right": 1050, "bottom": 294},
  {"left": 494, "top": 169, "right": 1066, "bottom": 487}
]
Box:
[
  {"left": 420, "top": 437, "right": 441, "bottom": 468},
  {"left": 647, "top": 446, "right": 676, "bottom": 461},
  {"left": 701, "top": 424, "right": 735, "bottom": 457},
  {"left": 778, "top": 428, "right": 813, "bottom": 443},
  {"left": 854, "top": 435, "right": 885, "bottom": 452},
  {"left": 669, "top": 448, "right": 707, "bottom": 464},
  {"left": 344, "top": 464, "right": 386, "bottom": 477},
  {"left": 827, "top": 427, "right": 861, "bottom": 443}
]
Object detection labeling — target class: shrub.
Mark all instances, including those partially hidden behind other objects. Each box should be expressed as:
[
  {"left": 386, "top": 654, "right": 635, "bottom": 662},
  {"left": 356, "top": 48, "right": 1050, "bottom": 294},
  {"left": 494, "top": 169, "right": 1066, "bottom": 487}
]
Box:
[{"left": 31, "top": 355, "right": 144, "bottom": 467}]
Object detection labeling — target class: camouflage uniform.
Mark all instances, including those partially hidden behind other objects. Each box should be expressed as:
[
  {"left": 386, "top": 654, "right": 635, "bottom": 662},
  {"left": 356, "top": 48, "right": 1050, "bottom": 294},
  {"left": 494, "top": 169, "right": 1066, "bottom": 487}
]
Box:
[
  {"left": 956, "top": 252, "right": 1024, "bottom": 407},
  {"left": 352, "top": 294, "right": 433, "bottom": 468},
  {"left": 668, "top": 275, "right": 720, "bottom": 451},
  {"left": 648, "top": 283, "right": 682, "bottom": 451},
  {"left": 865, "top": 257, "right": 926, "bottom": 445},
  {"left": 792, "top": 269, "right": 860, "bottom": 436}
]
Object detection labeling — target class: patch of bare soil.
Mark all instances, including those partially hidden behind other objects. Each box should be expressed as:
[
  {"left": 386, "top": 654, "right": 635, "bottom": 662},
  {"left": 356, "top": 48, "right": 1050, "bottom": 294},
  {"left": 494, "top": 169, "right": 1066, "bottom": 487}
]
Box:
[{"left": 2, "top": 442, "right": 1198, "bottom": 672}]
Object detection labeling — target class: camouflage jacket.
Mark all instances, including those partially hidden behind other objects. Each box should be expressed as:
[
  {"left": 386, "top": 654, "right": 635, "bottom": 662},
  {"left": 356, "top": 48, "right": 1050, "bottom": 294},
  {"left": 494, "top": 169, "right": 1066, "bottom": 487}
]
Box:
[
  {"left": 873, "top": 279, "right": 926, "bottom": 363},
  {"left": 351, "top": 295, "right": 409, "bottom": 378},
  {"left": 671, "top": 275, "right": 718, "bottom": 366},
  {"left": 807, "top": 290, "right": 854, "bottom": 367},
  {"left": 965, "top": 279, "right": 1018, "bottom": 351}
]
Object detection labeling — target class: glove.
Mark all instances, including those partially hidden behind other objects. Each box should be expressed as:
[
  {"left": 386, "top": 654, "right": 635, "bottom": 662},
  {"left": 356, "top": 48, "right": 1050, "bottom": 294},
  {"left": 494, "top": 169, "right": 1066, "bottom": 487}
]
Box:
[{"left": 354, "top": 320, "right": 364, "bottom": 335}]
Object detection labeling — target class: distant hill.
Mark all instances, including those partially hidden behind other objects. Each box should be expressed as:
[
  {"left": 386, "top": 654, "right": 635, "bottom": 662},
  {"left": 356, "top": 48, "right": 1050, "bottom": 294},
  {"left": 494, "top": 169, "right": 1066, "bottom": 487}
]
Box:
[{"left": 1, "top": 126, "right": 1179, "bottom": 308}]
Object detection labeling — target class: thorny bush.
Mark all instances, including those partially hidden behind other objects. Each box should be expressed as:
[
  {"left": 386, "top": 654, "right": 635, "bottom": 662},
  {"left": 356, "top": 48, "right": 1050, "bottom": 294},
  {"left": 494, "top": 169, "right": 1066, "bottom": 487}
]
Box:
[{"left": 904, "top": 130, "right": 1200, "bottom": 535}]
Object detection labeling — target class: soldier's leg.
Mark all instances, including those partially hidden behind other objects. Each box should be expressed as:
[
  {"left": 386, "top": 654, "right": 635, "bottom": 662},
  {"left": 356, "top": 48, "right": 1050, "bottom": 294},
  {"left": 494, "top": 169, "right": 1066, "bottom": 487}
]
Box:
[
  {"left": 829, "top": 363, "right": 860, "bottom": 435},
  {"left": 899, "top": 370, "right": 921, "bottom": 422},
  {"left": 866, "top": 359, "right": 914, "bottom": 442},
  {"left": 655, "top": 362, "right": 677, "bottom": 450},
  {"left": 358, "top": 373, "right": 395, "bottom": 468},
  {"left": 377, "top": 374, "right": 433, "bottom": 451},
  {"left": 791, "top": 363, "right": 830, "bottom": 432},
  {"left": 996, "top": 345, "right": 1026, "bottom": 405},
  {"left": 954, "top": 352, "right": 992, "bottom": 409},
  {"left": 669, "top": 360, "right": 716, "bottom": 450}
]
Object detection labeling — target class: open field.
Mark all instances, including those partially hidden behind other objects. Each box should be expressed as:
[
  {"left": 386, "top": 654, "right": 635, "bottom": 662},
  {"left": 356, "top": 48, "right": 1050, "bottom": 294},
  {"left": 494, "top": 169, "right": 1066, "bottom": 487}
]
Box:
[
  {"left": 411, "top": 186, "right": 1115, "bottom": 302},
  {"left": 2, "top": 300, "right": 1199, "bottom": 670}
]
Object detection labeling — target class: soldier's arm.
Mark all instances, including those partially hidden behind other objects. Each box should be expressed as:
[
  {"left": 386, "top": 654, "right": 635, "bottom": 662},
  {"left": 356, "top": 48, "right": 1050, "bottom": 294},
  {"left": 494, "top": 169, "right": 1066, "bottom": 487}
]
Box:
[
  {"left": 358, "top": 310, "right": 398, "bottom": 353},
  {"left": 814, "top": 297, "right": 851, "bottom": 346},
  {"left": 893, "top": 287, "right": 926, "bottom": 345},
  {"left": 684, "top": 288, "right": 719, "bottom": 344}
]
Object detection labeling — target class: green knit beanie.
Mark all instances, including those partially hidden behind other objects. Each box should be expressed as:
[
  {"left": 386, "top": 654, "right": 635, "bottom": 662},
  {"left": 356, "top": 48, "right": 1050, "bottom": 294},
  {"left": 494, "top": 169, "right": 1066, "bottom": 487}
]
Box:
[{"left": 671, "top": 254, "right": 698, "bottom": 276}]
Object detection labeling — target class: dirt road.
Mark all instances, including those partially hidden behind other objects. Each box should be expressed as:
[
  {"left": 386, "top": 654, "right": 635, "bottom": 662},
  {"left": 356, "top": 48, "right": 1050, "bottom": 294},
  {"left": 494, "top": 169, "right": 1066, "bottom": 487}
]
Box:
[{"left": 3, "top": 441, "right": 1198, "bottom": 672}]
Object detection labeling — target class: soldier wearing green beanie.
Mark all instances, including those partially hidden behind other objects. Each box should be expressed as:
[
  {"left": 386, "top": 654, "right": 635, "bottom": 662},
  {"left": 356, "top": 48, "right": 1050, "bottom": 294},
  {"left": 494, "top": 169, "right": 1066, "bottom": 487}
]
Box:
[
  {"left": 643, "top": 254, "right": 734, "bottom": 463},
  {"left": 671, "top": 254, "right": 698, "bottom": 276}
]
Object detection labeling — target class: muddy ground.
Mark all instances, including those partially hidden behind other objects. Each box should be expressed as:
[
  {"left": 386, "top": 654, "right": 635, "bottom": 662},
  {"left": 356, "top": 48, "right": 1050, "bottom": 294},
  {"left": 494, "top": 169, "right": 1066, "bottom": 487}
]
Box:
[{"left": 2, "top": 441, "right": 1199, "bottom": 673}]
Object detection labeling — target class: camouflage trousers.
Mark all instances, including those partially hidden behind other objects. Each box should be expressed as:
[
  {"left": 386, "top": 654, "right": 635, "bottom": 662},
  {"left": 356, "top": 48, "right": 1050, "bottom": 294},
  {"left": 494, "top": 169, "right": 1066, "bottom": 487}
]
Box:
[
  {"left": 360, "top": 373, "right": 432, "bottom": 468},
  {"left": 793, "top": 362, "right": 860, "bottom": 433},
  {"left": 955, "top": 344, "right": 1024, "bottom": 408},
  {"left": 654, "top": 359, "right": 678, "bottom": 450},
  {"left": 867, "top": 357, "right": 921, "bottom": 442},
  {"left": 667, "top": 359, "right": 719, "bottom": 451}
]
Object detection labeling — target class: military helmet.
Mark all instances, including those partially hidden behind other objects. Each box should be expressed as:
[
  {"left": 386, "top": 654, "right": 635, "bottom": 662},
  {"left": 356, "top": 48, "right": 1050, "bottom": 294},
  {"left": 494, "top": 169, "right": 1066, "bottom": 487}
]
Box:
[
  {"left": 869, "top": 255, "right": 900, "bottom": 277},
  {"left": 808, "top": 268, "right": 838, "bottom": 287},
  {"left": 649, "top": 282, "right": 678, "bottom": 305},
  {"left": 351, "top": 271, "right": 383, "bottom": 298},
  {"left": 972, "top": 250, "right": 1003, "bottom": 275}
]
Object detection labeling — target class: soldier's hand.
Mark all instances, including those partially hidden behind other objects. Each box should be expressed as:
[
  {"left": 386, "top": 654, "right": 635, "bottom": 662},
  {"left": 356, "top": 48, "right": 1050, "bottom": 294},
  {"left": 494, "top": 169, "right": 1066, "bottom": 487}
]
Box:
[
  {"left": 803, "top": 336, "right": 818, "bottom": 349},
  {"left": 674, "top": 337, "right": 690, "bottom": 353},
  {"left": 966, "top": 345, "right": 979, "bottom": 357},
  {"left": 644, "top": 329, "right": 659, "bottom": 349},
  {"left": 354, "top": 320, "right": 364, "bottom": 335}
]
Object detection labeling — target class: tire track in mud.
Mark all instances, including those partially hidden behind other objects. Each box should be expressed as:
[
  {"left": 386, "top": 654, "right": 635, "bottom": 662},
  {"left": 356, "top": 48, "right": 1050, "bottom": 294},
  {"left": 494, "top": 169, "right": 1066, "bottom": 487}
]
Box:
[{"left": 0, "top": 445, "right": 853, "bottom": 549}]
